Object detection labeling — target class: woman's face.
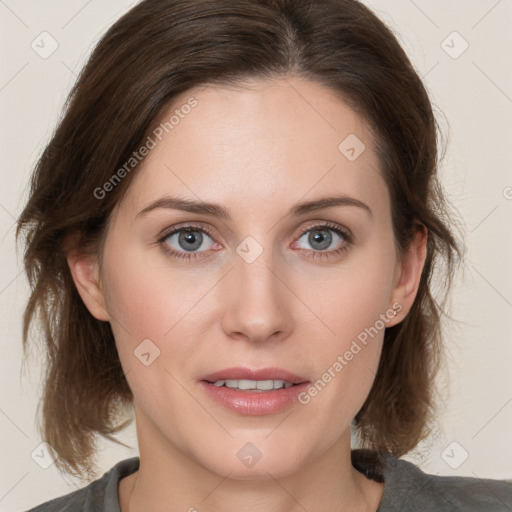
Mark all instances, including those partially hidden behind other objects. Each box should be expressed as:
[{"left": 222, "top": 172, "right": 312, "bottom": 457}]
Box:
[{"left": 75, "top": 76, "right": 421, "bottom": 479}]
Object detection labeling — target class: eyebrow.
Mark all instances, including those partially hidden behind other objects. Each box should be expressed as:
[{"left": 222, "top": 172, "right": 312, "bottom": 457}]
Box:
[{"left": 136, "top": 194, "right": 373, "bottom": 219}]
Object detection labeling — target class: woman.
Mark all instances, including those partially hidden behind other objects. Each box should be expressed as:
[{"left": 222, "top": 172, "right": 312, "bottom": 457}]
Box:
[{"left": 16, "top": 0, "right": 512, "bottom": 510}]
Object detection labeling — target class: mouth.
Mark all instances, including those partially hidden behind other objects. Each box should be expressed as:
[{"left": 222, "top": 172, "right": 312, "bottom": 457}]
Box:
[{"left": 199, "top": 367, "right": 310, "bottom": 415}]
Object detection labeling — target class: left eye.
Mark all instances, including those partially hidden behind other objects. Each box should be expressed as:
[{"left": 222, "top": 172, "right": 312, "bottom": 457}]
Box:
[{"left": 294, "top": 226, "right": 347, "bottom": 251}]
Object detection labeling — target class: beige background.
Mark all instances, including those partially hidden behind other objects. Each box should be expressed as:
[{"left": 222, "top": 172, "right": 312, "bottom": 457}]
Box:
[{"left": 1, "top": 0, "right": 511, "bottom": 510}]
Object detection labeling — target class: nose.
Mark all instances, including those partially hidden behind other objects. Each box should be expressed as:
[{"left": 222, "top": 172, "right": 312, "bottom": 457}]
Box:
[{"left": 220, "top": 242, "right": 294, "bottom": 345}]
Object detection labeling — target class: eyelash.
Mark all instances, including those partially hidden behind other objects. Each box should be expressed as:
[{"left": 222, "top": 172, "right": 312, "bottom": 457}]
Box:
[{"left": 157, "top": 222, "right": 353, "bottom": 262}]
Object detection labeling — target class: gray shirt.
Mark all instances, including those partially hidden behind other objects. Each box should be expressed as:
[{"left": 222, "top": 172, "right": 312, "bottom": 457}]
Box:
[{"left": 27, "top": 450, "right": 512, "bottom": 511}]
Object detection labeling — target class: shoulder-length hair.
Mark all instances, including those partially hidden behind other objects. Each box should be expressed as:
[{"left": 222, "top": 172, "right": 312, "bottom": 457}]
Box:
[{"left": 16, "top": 0, "right": 460, "bottom": 478}]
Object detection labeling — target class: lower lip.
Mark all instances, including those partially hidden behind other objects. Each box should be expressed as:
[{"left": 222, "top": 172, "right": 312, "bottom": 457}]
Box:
[{"left": 199, "top": 381, "right": 311, "bottom": 415}]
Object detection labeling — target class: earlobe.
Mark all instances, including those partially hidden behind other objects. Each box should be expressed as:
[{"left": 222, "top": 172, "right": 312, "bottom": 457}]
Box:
[
  {"left": 66, "top": 245, "right": 110, "bottom": 322},
  {"left": 387, "top": 224, "right": 428, "bottom": 326}
]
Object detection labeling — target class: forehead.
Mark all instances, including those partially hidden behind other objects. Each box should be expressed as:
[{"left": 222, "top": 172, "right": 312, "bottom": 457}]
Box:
[{"left": 116, "top": 76, "right": 388, "bottom": 220}]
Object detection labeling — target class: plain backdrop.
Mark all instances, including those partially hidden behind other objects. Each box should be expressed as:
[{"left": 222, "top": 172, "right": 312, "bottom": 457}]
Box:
[{"left": 1, "top": 0, "right": 511, "bottom": 510}]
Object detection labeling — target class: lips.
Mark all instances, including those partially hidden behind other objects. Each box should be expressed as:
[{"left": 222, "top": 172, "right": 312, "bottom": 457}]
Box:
[
  {"left": 199, "top": 368, "right": 311, "bottom": 415},
  {"left": 200, "top": 367, "right": 309, "bottom": 385}
]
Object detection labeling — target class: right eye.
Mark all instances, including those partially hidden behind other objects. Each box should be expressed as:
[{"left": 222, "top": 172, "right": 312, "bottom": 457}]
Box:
[{"left": 158, "top": 224, "right": 219, "bottom": 261}]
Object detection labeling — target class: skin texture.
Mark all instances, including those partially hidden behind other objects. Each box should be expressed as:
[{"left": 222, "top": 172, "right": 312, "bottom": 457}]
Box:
[{"left": 67, "top": 75, "right": 427, "bottom": 512}]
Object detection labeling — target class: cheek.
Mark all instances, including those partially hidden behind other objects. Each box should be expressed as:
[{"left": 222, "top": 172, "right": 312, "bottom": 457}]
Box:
[
  {"left": 101, "top": 238, "right": 197, "bottom": 338},
  {"left": 292, "top": 247, "right": 395, "bottom": 413},
  {"left": 295, "top": 245, "right": 395, "bottom": 344},
  {"left": 100, "top": 241, "right": 212, "bottom": 386}
]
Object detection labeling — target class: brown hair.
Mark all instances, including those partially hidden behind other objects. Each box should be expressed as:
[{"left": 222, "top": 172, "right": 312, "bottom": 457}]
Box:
[{"left": 16, "top": 0, "right": 461, "bottom": 479}]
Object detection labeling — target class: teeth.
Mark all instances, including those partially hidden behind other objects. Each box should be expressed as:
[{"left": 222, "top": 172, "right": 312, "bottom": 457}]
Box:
[{"left": 211, "top": 379, "right": 295, "bottom": 390}]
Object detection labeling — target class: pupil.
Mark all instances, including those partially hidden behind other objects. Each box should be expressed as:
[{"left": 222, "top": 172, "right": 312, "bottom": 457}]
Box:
[
  {"left": 310, "top": 229, "right": 331, "bottom": 250},
  {"left": 180, "top": 230, "right": 202, "bottom": 251}
]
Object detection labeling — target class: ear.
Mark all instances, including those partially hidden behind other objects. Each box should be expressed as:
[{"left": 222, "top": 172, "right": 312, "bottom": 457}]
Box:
[
  {"left": 387, "top": 224, "right": 427, "bottom": 327},
  {"left": 64, "top": 234, "right": 110, "bottom": 322}
]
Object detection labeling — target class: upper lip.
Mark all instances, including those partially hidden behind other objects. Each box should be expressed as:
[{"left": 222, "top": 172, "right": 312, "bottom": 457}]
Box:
[{"left": 201, "top": 367, "right": 309, "bottom": 384}]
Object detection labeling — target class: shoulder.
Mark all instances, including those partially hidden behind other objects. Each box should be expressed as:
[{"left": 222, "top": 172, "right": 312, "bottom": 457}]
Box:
[
  {"left": 379, "top": 452, "right": 512, "bottom": 512},
  {"left": 26, "top": 457, "right": 140, "bottom": 512},
  {"left": 352, "top": 449, "right": 512, "bottom": 511}
]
